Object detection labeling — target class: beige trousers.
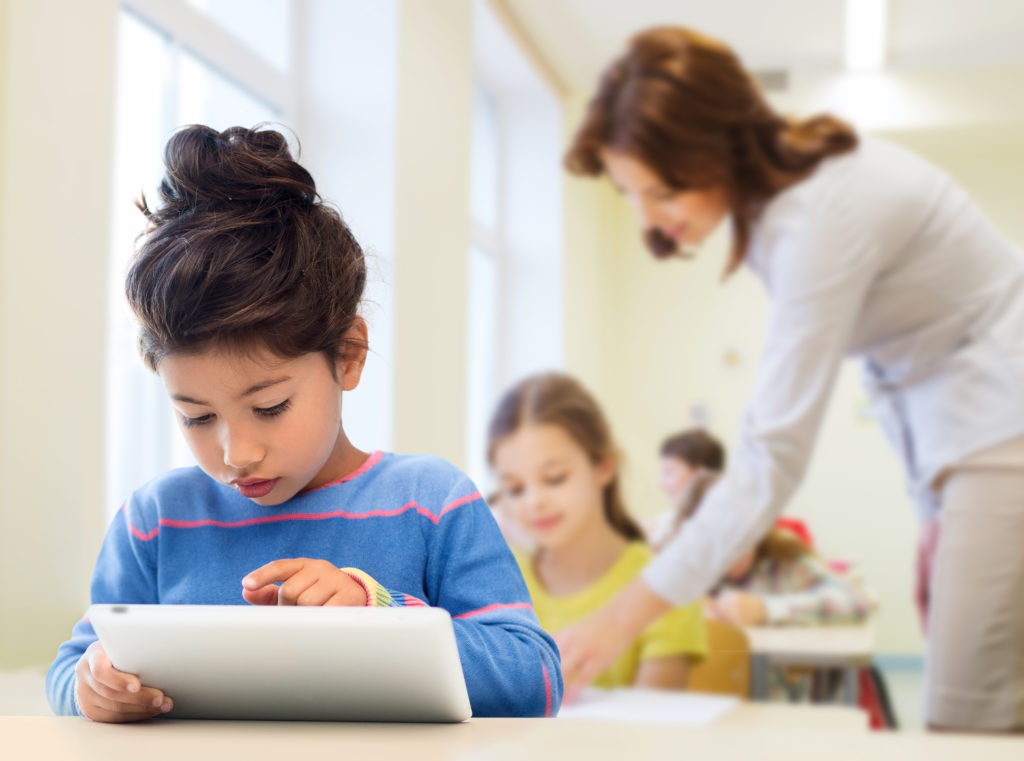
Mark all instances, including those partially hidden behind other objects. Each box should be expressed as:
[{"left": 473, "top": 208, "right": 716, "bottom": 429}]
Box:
[{"left": 926, "top": 436, "right": 1024, "bottom": 730}]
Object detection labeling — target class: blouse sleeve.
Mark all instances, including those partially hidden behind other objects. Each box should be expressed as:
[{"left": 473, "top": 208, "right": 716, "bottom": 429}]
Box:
[{"left": 644, "top": 187, "right": 883, "bottom": 607}]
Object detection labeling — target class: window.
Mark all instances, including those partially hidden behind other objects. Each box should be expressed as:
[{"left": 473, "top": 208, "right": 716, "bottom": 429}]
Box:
[
  {"left": 106, "top": 2, "right": 290, "bottom": 515},
  {"left": 466, "top": 86, "right": 502, "bottom": 491},
  {"left": 467, "top": 1, "right": 564, "bottom": 491}
]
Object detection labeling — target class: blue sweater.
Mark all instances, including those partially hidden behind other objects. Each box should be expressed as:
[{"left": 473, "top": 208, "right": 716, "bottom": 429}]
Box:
[{"left": 47, "top": 452, "right": 562, "bottom": 718}]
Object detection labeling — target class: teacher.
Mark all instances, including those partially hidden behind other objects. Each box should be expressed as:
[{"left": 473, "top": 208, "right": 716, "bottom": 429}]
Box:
[{"left": 558, "top": 26, "right": 1024, "bottom": 732}]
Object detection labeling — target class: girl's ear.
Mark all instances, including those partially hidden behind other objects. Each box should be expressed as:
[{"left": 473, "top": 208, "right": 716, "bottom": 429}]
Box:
[
  {"left": 336, "top": 317, "right": 368, "bottom": 391},
  {"left": 596, "top": 452, "right": 617, "bottom": 488}
]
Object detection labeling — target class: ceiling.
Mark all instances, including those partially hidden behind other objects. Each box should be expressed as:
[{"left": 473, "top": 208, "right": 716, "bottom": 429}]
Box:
[{"left": 500, "top": 0, "right": 1024, "bottom": 94}]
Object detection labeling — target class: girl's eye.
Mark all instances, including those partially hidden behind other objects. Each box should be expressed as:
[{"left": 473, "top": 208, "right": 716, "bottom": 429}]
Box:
[
  {"left": 255, "top": 400, "right": 291, "bottom": 418},
  {"left": 182, "top": 413, "right": 214, "bottom": 428},
  {"left": 546, "top": 473, "right": 567, "bottom": 486},
  {"left": 504, "top": 485, "right": 524, "bottom": 498}
]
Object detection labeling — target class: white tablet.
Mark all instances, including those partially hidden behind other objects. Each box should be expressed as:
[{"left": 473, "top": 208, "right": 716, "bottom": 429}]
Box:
[{"left": 88, "top": 603, "right": 472, "bottom": 722}]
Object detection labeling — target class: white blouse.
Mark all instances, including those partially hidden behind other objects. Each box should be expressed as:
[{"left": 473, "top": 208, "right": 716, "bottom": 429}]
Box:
[{"left": 645, "top": 135, "right": 1024, "bottom": 606}]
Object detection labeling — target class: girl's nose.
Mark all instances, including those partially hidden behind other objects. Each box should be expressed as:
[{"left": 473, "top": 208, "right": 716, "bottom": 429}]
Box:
[
  {"left": 222, "top": 424, "right": 265, "bottom": 470},
  {"left": 524, "top": 487, "right": 545, "bottom": 513}
]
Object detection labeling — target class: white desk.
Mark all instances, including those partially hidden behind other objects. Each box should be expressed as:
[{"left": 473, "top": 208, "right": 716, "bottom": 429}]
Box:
[
  {"left": 5, "top": 713, "right": 1024, "bottom": 761},
  {"left": 744, "top": 623, "right": 876, "bottom": 704}
]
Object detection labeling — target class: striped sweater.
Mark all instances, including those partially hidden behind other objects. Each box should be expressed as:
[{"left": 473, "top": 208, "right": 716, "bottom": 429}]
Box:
[{"left": 46, "top": 451, "right": 561, "bottom": 718}]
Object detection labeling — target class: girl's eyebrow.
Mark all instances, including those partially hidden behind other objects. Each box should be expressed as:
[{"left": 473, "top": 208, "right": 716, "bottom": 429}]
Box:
[
  {"left": 240, "top": 376, "right": 291, "bottom": 398},
  {"left": 539, "top": 457, "right": 570, "bottom": 469},
  {"left": 171, "top": 376, "right": 292, "bottom": 406}
]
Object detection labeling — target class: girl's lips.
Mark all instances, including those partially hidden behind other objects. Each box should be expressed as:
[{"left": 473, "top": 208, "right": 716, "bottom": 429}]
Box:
[
  {"left": 532, "top": 516, "right": 562, "bottom": 532},
  {"left": 233, "top": 478, "right": 279, "bottom": 499}
]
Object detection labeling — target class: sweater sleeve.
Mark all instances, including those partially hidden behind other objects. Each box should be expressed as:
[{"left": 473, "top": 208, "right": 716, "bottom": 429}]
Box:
[
  {"left": 644, "top": 186, "right": 882, "bottom": 607},
  {"left": 46, "top": 501, "right": 158, "bottom": 716},
  {"left": 412, "top": 481, "right": 562, "bottom": 717}
]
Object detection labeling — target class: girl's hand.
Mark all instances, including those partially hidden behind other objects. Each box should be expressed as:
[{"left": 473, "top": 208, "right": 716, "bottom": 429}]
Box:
[
  {"left": 713, "top": 590, "right": 767, "bottom": 626},
  {"left": 74, "top": 641, "right": 172, "bottom": 722},
  {"left": 242, "top": 558, "right": 368, "bottom": 606}
]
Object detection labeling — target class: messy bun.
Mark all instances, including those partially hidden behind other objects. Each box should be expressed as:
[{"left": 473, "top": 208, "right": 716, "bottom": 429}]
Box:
[
  {"left": 126, "top": 124, "right": 367, "bottom": 372},
  {"left": 146, "top": 126, "right": 317, "bottom": 221}
]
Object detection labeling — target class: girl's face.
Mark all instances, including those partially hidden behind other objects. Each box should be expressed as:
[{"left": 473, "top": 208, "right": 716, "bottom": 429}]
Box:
[
  {"left": 659, "top": 455, "right": 698, "bottom": 504},
  {"left": 600, "top": 148, "right": 729, "bottom": 250},
  {"left": 491, "top": 423, "right": 615, "bottom": 551},
  {"left": 159, "top": 338, "right": 365, "bottom": 507}
]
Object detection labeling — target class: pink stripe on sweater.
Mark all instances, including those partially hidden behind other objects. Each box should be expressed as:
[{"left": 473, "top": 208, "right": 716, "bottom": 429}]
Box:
[
  {"left": 453, "top": 602, "right": 533, "bottom": 620},
  {"left": 542, "top": 664, "right": 552, "bottom": 717},
  {"left": 302, "top": 450, "right": 384, "bottom": 493},
  {"left": 130, "top": 524, "right": 160, "bottom": 541},
  {"left": 126, "top": 490, "right": 482, "bottom": 542},
  {"left": 439, "top": 491, "right": 482, "bottom": 517}
]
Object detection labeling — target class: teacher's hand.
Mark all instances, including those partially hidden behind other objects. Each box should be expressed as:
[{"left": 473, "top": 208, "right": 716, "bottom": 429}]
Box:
[{"left": 555, "top": 577, "right": 672, "bottom": 701}]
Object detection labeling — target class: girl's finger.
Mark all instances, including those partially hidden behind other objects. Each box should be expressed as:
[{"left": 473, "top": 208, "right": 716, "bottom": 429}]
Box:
[
  {"left": 242, "top": 585, "right": 281, "bottom": 606},
  {"left": 277, "top": 567, "right": 321, "bottom": 605},
  {"left": 296, "top": 580, "right": 340, "bottom": 606},
  {"left": 242, "top": 558, "right": 308, "bottom": 591},
  {"left": 80, "top": 681, "right": 171, "bottom": 719}
]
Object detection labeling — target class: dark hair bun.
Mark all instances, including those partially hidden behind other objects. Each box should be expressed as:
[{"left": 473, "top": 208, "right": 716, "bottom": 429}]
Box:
[
  {"left": 150, "top": 124, "right": 316, "bottom": 221},
  {"left": 128, "top": 123, "right": 367, "bottom": 371}
]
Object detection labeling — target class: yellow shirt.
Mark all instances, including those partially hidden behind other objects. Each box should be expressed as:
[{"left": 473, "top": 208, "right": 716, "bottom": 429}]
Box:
[{"left": 517, "top": 542, "right": 707, "bottom": 689}]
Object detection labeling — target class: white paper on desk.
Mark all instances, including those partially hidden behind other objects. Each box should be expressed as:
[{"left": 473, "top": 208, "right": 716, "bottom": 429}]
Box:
[{"left": 556, "top": 687, "right": 738, "bottom": 725}]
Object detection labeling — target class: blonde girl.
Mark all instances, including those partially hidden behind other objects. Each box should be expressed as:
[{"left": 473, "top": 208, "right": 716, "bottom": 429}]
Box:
[{"left": 488, "top": 372, "right": 706, "bottom": 690}]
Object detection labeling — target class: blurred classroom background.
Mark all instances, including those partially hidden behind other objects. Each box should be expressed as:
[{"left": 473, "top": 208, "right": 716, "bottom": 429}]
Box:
[{"left": 2, "top": 0, "right": 1023, "bottom": 728}]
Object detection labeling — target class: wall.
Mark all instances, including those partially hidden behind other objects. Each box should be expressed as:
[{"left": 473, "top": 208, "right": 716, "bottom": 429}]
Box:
[
  {"left": 390, "top": 0, "right": 474, "bottom": 465},
  {"left": 293, "top": 0, "right": 400, "bottom": 455},
  {"left": 560, "top": 92, "right": 623, "bottom": 407},
  {"left": 0, "top": 0, "right": 119, "bottom": 667}
]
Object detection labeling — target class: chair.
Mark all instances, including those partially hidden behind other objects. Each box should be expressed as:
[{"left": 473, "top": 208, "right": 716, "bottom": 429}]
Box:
[{"left": 687, "top": 619, "right": 751, "bottom": 698}]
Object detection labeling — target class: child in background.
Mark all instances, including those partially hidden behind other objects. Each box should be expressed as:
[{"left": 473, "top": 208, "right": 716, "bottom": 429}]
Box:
[
  {"left": 488, "top": 373, "right": 706, "bottom": 690},
  {"left": 46, "top": 125, "right": 561, "bottom": 721},
  {"left": 708, "top": 518, "right": 873, "bottom": 628},
  {"left": 652, "top": 430, "right": 869, "bottom": 624},
  {"left": 671, "top": 474, "right": 872, "bottom": 628},
  {"left": 646, "top": 428, "right": 725, "bottom": 548}
]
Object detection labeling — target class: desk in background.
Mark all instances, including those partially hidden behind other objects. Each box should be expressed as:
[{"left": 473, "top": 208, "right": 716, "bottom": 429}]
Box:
[{"left": 744, "top": 622, "right": 876, "bottom": 704}]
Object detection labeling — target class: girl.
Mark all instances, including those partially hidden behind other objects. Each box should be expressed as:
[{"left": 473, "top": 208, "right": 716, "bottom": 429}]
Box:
[
  {"left": 554, "top": 26, "right": 1024, "bottom": 731},
  {"left": 655, "top": 435, "right": 870, "bottom": 625},
  {"left": 708, "top": 526, "right": 871, "bottom": 628},
  {"left": 646, "top": 428, "right": 726, "bottom": 548},
  {"left": 46, "top": 125, "right": 561, "bottom": 721},
  {"left": 488, "top": 373, "right": 706, "bottom": 690},
  {"left": 658, "top": 429, "right": 726, "bottom": 509},
  {"left": 669, "top": 475, "right": 872, "bottom": 629}
]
